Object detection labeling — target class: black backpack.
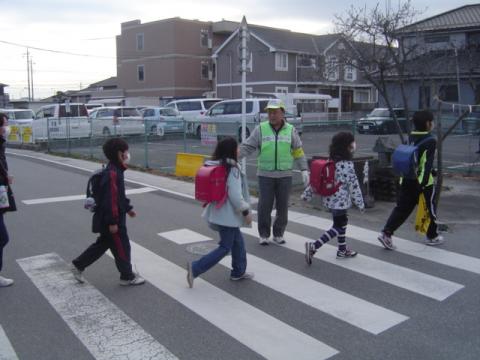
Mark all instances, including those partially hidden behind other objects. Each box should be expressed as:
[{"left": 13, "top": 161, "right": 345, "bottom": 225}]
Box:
[{"left": 84, "top": 167, "right": 106, "bottom": 213}]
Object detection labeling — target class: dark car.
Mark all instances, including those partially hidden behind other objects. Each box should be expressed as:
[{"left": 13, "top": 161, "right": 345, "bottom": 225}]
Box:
[{"left": 357, "top": 108, "right": 408, "bottom": 134}]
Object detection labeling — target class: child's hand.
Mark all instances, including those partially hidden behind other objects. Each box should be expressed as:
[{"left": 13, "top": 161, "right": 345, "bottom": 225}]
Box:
[
  {"left": 128, "top": 210, "right": 137, "bottom": 218},
  {"left": 109, "top": 224, "right": 118, "bottom": 234},
  {"left": 245, "top": 213, "right": 253, "bottom": 225}
]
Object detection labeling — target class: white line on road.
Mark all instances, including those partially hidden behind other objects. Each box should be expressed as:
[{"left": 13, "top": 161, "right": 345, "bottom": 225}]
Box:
[
  {"left": 17, "top": 253, "right": 178, "bottom": 360},
  {"left": 0, "top": 325, "right": 19, "bottom": 360},
  {"left": 242, "top": 223, "right": 463, "bottom": 301},
  {"left": 286, "top": 209, "right": 480, "bottom": 275},
  {"left": 218, "top": 253, "right": 408, "bottom": 335},
  {"left": 108, "top": 242, "right": 339, "bottom": 360},
  {"left": 158, "top": 228, "right": 213, "bottom": 244},
  {"left": 22, "top": 187, "right": 157, "bottom": 205}
]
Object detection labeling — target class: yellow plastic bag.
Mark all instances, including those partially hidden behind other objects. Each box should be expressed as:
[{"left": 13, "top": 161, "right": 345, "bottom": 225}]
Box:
[{"left": 415, "top": 193, "right": 431, "bottom": 234}]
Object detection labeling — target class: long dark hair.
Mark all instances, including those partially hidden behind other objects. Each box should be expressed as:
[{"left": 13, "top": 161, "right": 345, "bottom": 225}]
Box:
[
  {"left": 212, "top": 137, "right": 238, "bottom": 163},
  {"left": 329, "top": 131, "right": 354, "bottom": 161}
]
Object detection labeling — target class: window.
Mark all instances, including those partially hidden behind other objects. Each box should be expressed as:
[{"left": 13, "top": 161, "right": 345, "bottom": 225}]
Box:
[
  {"left": 42, "top": 107, "right": 55, "bottom": 118},
  {"left": 275, "top": 52, "right": 288, "bottom": 71},
  {"left": 275, "top": 86, "right": 289, "bottom": 94},
  {"left": 136, "top": 33, "right": 144, "bottom": 51},
  {"left": 177, "top": 101, "right": 202, "bottom": 111},
  {"left": 59, "top": 104, "right": 87, "bottom": 117},
  {"left": 324, "top": 56, "right": 338, "bottom": 81},
  {"left": 419, "top": 86, "right": 431, "bottom": 108},
  {"left": 354, "top": 89, "right": 371, "bottom": 103},
  {"left": 210, "top": 103, "right": 225, "bottom": 115},
  {"left": 344, "top": 62, "right": 357, "bottom": 81},
  {"left": 425, "top": 35, "right": 450, "bottom": 44},
  {"left": 439, "top": 85, "right": 458, "bottom": 102},
  {"left": 201, "top": 62, "right": 209, "bottom": 80},
  {"left": 200, "top": 30, "right": 209, "bottom": 47},
  {"left": 137, "top": 65, "right": 145, "bottom": 82},
  {"left": 298, "top": 56, "right": 316, "bottom": 68},
  {"left": 203, "top": 100, "right": 221, "bottom": 110}
]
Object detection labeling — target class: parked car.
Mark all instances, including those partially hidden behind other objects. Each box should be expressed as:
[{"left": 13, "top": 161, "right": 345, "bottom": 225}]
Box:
[
  {"left": 141, "top": 107, "right": 184, "bottom": 135},
  {"left": 85, "top": 103, "right": 103, "bottom": 114},
  {"left": 356, "top": 108, "right": 408, "bottom": 134},
  {"left": 0, "top": 108, "right": 35, "bottom": 125},
  {"left": 197, "top": 98, "right": 303, "bottom": 140},
  {"left": 89, "top": 106, "right": 144, "bottom": 136},
  {"left": 34, "top": 103, "right": 90, "bottom": 140},
  {"left": 165, "top": 98, "right": 221, "bottom": 124}
]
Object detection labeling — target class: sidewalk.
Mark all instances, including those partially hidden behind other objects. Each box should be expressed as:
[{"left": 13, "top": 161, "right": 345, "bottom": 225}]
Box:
[{"left": 8, "top": 148, "right": 480, "bottom": 244}]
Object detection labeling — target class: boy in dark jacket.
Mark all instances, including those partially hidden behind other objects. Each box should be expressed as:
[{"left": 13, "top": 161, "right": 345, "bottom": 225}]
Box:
[
  {"left": 378, "top": 110, "right": 444, "bottom": 249},
  {"left": 72, "top": 138, "right": 145, "bottom": 286}
]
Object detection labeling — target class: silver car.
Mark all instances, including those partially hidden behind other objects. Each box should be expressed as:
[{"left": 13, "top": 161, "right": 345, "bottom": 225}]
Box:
[
  {"left": 141, "top": 107, "right": 185, "bottom": 135},
  {"left": 89, "top": 106, "right": 144, "bottom": 136}
]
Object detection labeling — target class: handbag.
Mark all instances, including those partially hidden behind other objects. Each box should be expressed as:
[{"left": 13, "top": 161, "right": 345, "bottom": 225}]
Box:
[
  {"left": 0, "top": 185, "right": 8, "bottom": 209},
  {"left": 0, "top": 185, "right": 17, "bottom": 213},
  {"left": 414, "top": 193, "right": 430, "bottom": 234}
]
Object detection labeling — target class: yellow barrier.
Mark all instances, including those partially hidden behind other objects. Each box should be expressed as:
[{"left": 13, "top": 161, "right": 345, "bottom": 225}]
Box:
[{"left": 175, "top": 153, "right": 208, "bottom": 177}]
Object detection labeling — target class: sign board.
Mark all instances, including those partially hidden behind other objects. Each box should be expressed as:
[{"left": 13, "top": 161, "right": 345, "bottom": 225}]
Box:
[{"left": 200, "top": 123, "right": 217, "bottom": 146}]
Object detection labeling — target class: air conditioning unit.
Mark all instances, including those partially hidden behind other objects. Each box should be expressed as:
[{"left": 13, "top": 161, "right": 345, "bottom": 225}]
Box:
[{"left": 207, "top": 38, "right": 212, "bottom": 49}]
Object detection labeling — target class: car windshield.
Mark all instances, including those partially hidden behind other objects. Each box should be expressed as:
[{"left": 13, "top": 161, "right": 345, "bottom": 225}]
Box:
[
  {"left": 12, "top": 110, "right": 34, "bottom": 120},
  {"left": 203, "top": 100, "right": 221, "bottom": 110},
  {"left": 369, "top": 109, "right": 390, "bottom": 117}
]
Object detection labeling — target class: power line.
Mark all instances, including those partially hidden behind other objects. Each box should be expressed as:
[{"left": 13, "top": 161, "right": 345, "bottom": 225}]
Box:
[{"left": 0, "top": 39, "right": 115, "bottom": 59}]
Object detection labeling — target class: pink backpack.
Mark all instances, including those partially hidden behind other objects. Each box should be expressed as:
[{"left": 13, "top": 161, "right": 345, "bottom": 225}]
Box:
[
  {"left": 195, "top": 165, "right": 228, "bottom": 208},
  {"left": 310, "top": 159, "right": 341, "bottom": 196}
]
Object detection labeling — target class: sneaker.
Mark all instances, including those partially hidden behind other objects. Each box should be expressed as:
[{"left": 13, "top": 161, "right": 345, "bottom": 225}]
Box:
[
  {"left": 425, "top": 235, "right": 445, "bottom": 246},
  {"left": 120, "top": 274, "right": 145, "bottom": 286},
  {"left": 186, "top": 261, "right": 194, "bottom": 288},
  {"left": 230, "top": 272, "right": 254, "bottom": 281},
  {"left": 336, "top": 249, "right": 358, "bottom": 259},
  {"left": 272, "top": 236, "right": 286, "bottom": 245},
  {"left": 71, "top": 265, "right": 85, "bottom": 284},
  {"left": 305, "top": 242, "right": 316, "bottom": 265},
  {"left": 259, "top": 237, "right": 269, "bottom": 246},
  {"left": 377, "top": 232, "right": 395, "bottom": 250},
  {"left": 0, "top": 275, "right": 14, "bottom": 287}
]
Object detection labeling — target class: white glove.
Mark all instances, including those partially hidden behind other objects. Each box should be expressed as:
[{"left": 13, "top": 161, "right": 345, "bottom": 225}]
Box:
[{"left": 301, "top": 170, "right": 310, "bottom": 187}]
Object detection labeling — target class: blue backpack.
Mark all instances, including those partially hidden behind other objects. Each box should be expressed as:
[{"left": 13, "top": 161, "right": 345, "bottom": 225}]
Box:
[{"left": 392, "top": 136, "right": 433, "bottom": 179}]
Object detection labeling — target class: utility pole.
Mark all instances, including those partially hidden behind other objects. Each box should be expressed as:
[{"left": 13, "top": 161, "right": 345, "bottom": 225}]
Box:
[
  {"left": 29, "top": 57, "right": 34, "bottom": 101},
  {"left": 239, "top": 16, "right": 248, "bottom": 173},
  {"left": 26, "top": 48, "right": 31, "bottom": 101}
]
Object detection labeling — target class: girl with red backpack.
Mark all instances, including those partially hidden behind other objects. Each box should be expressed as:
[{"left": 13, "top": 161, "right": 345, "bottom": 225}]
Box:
[
  {"left": 187, "top": 137, "right": 253, "bottom": 288},
  {"left": 304, "top": 132, "right": 365, "bottom": 265}
]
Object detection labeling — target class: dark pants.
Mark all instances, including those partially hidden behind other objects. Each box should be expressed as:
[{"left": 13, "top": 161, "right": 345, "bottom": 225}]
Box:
[
  {"left": 257, "top": 176, "right": 292, "bottom": 238},
  {"left": 0, "top": 214, "right": 9, "bottom": 272},
  {"left": 191, "top": 225, "right": 247, "bottom": 278},
  {"left": 383, "top": 181, "right": 438, "bottom": 239},
  {"left": 73, "top": 225, "right": 134, "bottom": 281}
]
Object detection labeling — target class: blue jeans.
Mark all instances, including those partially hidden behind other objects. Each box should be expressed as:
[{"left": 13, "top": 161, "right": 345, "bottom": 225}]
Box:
[{"left": 192, "top": 225, "right": 247, "bottom": 278}]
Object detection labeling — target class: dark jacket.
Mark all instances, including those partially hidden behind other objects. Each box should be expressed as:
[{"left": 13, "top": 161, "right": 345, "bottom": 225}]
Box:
[
  {"left": 92, "top": 162, "right": 132, "bottom": 233},
  {"left": 0, "top": 137, "right": 8, "bottom": 185},
  {"left": 409, "top": 131, "right": 436, "bottom": 188}
]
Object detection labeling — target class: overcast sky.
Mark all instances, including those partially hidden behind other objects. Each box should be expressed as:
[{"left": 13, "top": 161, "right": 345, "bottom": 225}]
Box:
[{"left": 0, "top": 0, "right": 475, "bottom": 99}]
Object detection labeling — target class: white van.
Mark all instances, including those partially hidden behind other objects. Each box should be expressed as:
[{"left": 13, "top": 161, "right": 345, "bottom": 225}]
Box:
[
  {"left": 197, "top": 98, "right": 303, "bottom": 140},
  {"left": 165, "top": 98, "right": 221, "bottom": 126},
  {"left": 0, "top": 108, "right": 35, "bottom": 125},
  {"left": 34, "top": 103, "right": 90, "bottom": 140}
]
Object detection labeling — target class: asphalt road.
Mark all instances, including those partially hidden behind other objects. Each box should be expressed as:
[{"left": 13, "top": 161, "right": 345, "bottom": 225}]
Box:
[{"left": 0, "top": 153, "right": 479, "bottom": 360}]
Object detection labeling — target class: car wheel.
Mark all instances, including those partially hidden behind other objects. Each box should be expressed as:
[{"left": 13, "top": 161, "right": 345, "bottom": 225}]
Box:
[
  {"left": 150, "top": 125, "right": 157, "bottom": 135},
  {"left": 102, "top": 127, "right": 111, "bottom": 136}
]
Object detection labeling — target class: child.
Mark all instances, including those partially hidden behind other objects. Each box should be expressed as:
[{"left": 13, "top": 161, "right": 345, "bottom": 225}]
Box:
[
  {"left": 72, "top": 138, "right": 145, "bottom": 286},
  {"left": 378, "top": 110, "right": 444, "bottom": 249},
  {"left": 187, "top": 137, "right": 253, "bottom": 288},
  {"left": 305, "top": 131, "right": 365, "bottom": 264}
]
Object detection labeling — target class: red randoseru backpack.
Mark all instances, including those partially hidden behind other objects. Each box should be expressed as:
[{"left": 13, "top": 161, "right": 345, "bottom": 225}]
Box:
[
  {"left": 310, "top": 159, "right": 341, "bottom": 196},
  {"left": 195, "top": 165, "right": 228, "bottom": 208}
]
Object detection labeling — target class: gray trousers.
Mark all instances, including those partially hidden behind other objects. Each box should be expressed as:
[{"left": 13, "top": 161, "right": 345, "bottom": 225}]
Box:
[{"left": 257, "top": 176, "right": 292, "bottom": 238}]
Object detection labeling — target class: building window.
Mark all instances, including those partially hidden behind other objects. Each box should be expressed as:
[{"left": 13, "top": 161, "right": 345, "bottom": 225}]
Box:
[
  {"left": 136, "top": 33, "right": 144, "bottom": 51},
  {"left": 201, "top": 62, "right": 209, "bottom": 80},
  {"left": 439, "top": 85, "right": 458, "bottom": 102},
  {"left": 425, "top": 35, "right": 450, "bottom": 44},
  {"left": 137, "top": 65, "right": 145, "bottom": 82},
  {"left": 344, "top": 62, "right": 357, "bottom": 81},
  {"left": 324, "top": 56, "right": 338, "bottom": 81},
  {"left": 354, "top": 89, "right": 371, "bottom": 103},
  {"left": 200, "top": 30, "right": 209, "bottom": 48},
  {"left": 275, "top": 52, "right": 288, "bottom": 71},
  {"left": 275, "top": 86, "right": 289, "bottom": 94}
]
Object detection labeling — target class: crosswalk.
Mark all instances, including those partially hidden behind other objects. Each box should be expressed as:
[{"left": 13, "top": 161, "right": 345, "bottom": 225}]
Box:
[{"left": 5, "top": 206, "right": 477, "bottom": 359}]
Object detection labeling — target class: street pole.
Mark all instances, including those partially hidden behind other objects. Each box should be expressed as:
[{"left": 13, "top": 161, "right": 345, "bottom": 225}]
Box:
[
  {"left": 240, "top": 16, "right": 248, "bottom": 173},
  {"left": 30, "top": 58, "right": 34, "bottom": 101},
  {"left": 26, "top": 48, "right": 31, "bottom": 101}
]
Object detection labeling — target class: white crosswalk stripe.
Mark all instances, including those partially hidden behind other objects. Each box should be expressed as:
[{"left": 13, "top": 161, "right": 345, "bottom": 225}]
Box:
[
  {"left": 242, "top": 223, "right": 464, "bottom": 301},
  {"left": 0, "top": 325, "right": 19, "bottom": 360},
  {"left": 108, "top": 242, "right": 340, "bottom": 360},
  {"left": 17, "top": 253, "right": 178, "bottom": 360},
  {"left": 284, "top": 209, "right": 480, "bottom": 275}
]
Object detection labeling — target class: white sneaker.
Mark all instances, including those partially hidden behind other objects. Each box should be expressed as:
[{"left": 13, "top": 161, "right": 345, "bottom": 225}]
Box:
[
  {"left": 0, "top": 275, "right": 14, "bottom": 287},
  {"left": 120, "top": 275, "right": 146, "bottom": 286},
  {"left": 71, "top": 265, "right": 85, "bottom": 284},
  {"left": 259, "top": 237, "right": 269, "bottom": 246},
  {"left": 426, "top": 235, "right": 445, "bottom": 246},
  {"left": 272, "top": 236, "right": 286, "bottom": 245},
  {"left": 230, "top": 272, "right": 254, "bottom": 281}
]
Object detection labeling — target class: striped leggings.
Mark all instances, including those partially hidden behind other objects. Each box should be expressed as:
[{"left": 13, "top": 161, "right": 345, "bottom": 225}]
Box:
[{"left": 314, "top": 209, "right": 348, "bottom": 251}]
